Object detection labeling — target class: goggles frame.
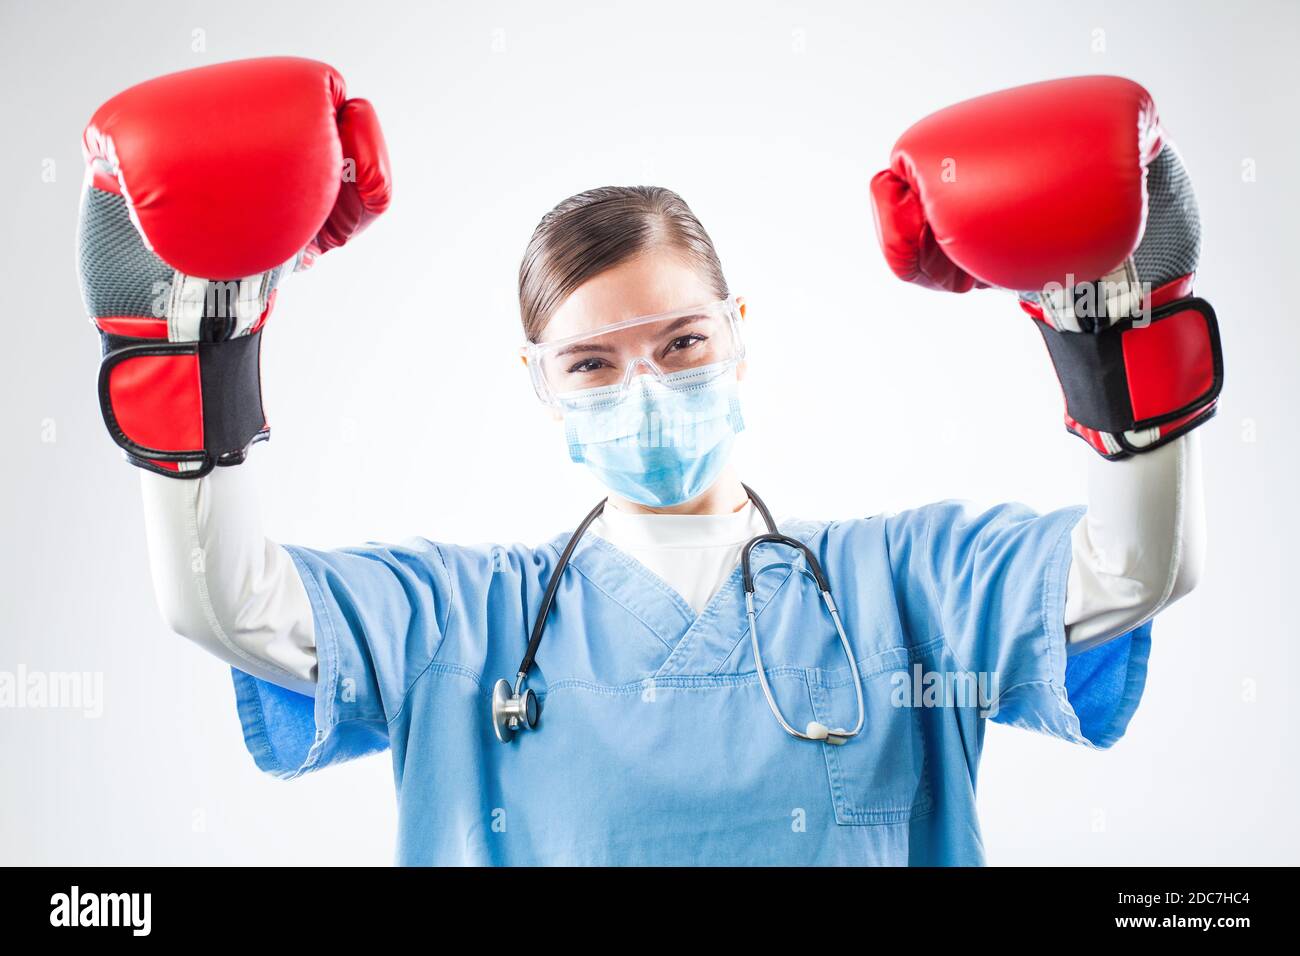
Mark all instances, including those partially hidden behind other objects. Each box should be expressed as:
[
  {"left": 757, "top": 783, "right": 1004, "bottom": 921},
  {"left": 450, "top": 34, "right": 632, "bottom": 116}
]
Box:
[{"left": 522, "top": 295, "right": 744, "bottom": 407}]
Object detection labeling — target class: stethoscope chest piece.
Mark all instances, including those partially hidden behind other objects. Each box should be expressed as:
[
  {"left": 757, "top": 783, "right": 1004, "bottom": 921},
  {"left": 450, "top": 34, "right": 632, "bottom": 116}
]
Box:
[{"left": 492, "top": 677, "right": 539, "bottom": 743}]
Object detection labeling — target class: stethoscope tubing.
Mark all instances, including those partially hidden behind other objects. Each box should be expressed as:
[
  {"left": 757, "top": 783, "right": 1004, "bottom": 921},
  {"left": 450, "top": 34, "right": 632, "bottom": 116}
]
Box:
[
  {"left": 495, "top": 484, "right": 867, "bottom": 745},
  {"left": 741, "top": 533, "right": 866, "bottom": 744},
  {"left": 516, "top": 496, "right": 608, "bottom": 683}
]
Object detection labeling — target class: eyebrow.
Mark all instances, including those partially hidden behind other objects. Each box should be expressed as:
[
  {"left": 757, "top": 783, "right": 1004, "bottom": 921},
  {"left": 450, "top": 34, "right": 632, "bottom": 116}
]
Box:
[{"left": 551, "top": 315, "right": 706, "bottom": 358}]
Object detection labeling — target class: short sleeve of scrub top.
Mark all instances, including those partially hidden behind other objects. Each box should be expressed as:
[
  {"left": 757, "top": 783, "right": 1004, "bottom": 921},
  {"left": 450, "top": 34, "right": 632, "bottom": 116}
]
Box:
[
  {"left": 882, "top": 501, "right": 1151, "bottom": 748},
  {"left": 231, "top": 538, "right": 457, "bottom": 778}
]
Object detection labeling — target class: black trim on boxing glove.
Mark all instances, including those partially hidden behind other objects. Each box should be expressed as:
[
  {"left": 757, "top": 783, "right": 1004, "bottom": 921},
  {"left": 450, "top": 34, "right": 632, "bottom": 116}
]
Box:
[
  {"left": 198, "top": 333, "right": 268, "bottom": 461},
  {"left": 96, "top": 328, "right": 269, "bottom": 479},
  {"left": 1035, "top": 295, "right": 1223, "bottom": 439}
]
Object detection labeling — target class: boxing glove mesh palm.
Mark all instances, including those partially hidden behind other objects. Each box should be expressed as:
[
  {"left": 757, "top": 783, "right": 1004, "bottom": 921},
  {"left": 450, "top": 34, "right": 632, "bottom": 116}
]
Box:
[{"left": 1135, "top": 145, "right": 1201, "bottom": 285}]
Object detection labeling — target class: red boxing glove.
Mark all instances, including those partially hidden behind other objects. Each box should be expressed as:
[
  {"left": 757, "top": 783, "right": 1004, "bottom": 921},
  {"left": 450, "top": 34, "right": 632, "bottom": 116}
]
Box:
[
  {"left": 870, "top": 76, "right": 1222, "bottom": 458},
  {"left": 78, "top": 57, "right": 392, "bottom": 477}
]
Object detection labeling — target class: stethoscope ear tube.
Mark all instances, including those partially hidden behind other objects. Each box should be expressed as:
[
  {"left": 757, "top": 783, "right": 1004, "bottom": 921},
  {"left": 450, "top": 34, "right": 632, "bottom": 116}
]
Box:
[{"left": 740, "top": 482, "right": 778, "bottom": 534}]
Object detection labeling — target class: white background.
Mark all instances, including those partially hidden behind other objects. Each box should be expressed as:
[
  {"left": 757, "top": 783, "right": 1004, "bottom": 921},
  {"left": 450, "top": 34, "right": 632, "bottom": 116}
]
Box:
[{"left": 1, "top": 0, "right": 1296, "bottom": 865}]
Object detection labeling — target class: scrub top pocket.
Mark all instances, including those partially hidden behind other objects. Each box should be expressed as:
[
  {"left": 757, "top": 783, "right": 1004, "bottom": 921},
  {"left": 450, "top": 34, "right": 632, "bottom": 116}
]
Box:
[{"left": 806, "top": 646, "right": 934, "bottom": 826}]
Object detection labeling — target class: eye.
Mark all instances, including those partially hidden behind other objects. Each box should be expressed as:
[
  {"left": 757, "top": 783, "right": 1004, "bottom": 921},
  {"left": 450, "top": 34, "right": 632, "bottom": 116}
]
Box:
[
  {"left": 663, "top": 333, "right": 706, "bottom": 355},
  {"left": 566, "top": 356, "right": 613, "bottom": 374}
]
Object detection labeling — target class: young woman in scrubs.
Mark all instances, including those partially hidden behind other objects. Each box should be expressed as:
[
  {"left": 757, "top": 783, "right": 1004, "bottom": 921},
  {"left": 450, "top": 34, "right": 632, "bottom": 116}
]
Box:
[{"left": 131, "top": 177, "right": 1205, "bottom": 865}]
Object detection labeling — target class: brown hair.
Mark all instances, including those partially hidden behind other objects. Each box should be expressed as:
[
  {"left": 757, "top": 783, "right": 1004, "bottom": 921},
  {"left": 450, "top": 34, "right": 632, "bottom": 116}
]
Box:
[{"left": 518, "top": 185, "right": 729, "bottom": 342}]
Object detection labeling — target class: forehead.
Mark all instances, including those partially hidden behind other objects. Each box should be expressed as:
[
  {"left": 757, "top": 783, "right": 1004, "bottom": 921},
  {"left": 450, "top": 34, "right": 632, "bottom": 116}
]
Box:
[{"left": 540, "top": 251, "right": 717, "bottom": 344}]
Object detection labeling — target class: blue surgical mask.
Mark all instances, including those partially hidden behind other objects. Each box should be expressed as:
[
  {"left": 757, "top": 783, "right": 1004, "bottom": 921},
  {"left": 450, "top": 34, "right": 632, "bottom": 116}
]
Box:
[{"left": 561, "top": 362, "right": 744, "bottom": 507}]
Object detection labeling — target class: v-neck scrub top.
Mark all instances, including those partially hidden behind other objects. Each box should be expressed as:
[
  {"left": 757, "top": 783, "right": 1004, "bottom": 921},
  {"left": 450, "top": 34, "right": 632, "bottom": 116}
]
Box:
[{"left": 231, "top": 500, "right": 1152, "bottom": 865}]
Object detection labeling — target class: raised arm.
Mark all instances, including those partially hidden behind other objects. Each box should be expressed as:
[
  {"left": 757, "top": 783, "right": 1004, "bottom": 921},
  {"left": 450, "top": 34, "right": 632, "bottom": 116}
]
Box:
[
  {"left": 77, "top": 59, "right": 392, "bottom": 691},
  {"left": 870, "top": 76, "right": 1221, "bottom": 642}
]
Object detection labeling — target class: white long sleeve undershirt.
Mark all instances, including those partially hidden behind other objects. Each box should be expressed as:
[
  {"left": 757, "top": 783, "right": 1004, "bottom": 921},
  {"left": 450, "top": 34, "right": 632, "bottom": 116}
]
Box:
[
  {"left": 588, "top": 502, "right": 774, "bottom": 615},
  {"left": 138, "top": 432, "right": 1204, "bottom": 693}
]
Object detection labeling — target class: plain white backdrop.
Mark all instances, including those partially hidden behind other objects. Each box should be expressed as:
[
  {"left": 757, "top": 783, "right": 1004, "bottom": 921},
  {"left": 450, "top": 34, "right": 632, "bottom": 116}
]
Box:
[{"left": 1, "top": 0, "right": 1296, "bottom": 865}]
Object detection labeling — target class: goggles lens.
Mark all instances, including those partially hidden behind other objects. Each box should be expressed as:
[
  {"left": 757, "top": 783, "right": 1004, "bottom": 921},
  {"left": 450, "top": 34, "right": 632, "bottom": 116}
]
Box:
[{"left": 526, "top": 297, "right": 743, "bottom": 406}]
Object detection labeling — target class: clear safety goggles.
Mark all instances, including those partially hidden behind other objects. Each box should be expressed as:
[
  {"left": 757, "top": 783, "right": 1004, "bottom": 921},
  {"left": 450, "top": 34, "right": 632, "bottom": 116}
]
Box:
[{"left": 522, "top": 295, "right": 745, "bottom": 408}]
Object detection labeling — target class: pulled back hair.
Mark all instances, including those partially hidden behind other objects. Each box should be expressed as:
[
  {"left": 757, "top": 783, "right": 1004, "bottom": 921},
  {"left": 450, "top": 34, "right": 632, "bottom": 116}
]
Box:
[{"left": 518, "top": 185, "right": 729, "bottom": 342}]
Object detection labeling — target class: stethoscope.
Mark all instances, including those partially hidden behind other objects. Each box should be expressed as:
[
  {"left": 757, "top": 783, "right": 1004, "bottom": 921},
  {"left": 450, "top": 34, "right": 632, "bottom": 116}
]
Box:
[{"left": 491, "top": 485, "right": 866, "bottom": 746}]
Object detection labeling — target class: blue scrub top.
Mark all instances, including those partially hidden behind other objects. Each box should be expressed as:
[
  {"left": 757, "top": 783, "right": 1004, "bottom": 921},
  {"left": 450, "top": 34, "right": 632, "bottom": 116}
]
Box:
[{"left": 232, "top": 501, "right": 1151, "bottom": 865}]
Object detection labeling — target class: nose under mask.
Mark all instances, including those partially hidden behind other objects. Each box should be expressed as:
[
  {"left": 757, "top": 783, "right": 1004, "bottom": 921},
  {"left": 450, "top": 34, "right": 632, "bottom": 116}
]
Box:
[{"left": 561, "top": 363, "right": 744, "bottom": 507}]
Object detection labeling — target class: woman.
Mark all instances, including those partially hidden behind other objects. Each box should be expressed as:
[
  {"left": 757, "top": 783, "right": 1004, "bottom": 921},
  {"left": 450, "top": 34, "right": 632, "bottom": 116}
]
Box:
[{"left": 83, "top": 61, "right": 1214, "bottom": 865}]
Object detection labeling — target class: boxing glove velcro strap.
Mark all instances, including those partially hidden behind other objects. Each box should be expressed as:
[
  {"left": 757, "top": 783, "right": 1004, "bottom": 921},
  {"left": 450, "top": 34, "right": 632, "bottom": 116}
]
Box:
[
  {"left": 96, "top": 329, "right": 268, "bottom": 478},
  {"left": 1033, "top": 296, "right": 1223, "bottom": 437}
]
